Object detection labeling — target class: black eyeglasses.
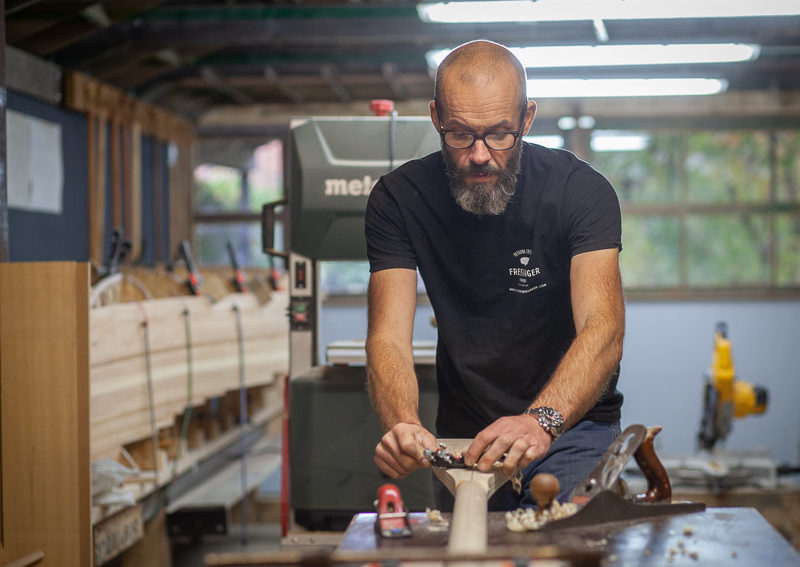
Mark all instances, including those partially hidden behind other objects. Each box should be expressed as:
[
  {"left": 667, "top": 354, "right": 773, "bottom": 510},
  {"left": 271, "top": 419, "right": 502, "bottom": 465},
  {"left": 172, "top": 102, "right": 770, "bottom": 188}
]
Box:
[{"left": 436, "top": 106, "right": 526, "bottom": 151}]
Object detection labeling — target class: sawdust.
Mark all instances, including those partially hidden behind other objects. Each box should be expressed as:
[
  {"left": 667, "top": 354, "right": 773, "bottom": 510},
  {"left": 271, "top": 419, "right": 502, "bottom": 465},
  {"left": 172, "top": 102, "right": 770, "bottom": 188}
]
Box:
[
  {"left": 504, "top": 501, "right": 579, "bottom": 532},
  {"left": 425, "top": 508, "right": 449, "bottom": 527}
]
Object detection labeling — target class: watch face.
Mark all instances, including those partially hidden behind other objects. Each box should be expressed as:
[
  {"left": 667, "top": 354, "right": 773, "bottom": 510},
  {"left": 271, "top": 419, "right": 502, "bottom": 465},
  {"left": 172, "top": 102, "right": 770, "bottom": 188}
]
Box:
[
  {"left": 538, "top": 407, "right": 564, "bottom": 437},
  {"left": 524, "top": 407, "right": 564, "bottom": 439}
]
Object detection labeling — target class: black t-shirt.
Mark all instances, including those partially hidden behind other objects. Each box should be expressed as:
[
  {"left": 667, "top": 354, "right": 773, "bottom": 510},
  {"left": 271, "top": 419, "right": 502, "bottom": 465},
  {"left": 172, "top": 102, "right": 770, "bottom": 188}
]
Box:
[{"left": 365, "top": 142, "right": 623, "bottom": 437}]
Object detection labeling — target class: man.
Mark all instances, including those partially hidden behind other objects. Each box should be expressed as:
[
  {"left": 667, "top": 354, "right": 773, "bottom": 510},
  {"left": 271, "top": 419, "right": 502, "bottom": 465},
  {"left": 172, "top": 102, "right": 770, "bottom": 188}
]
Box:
[{"left": 364, "top": 40, "right": 625, "bottom": 511}]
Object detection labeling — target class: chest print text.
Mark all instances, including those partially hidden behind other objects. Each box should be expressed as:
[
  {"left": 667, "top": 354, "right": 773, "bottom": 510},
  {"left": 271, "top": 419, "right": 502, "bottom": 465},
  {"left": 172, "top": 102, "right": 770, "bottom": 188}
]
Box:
[{"left": 508, "top": 249, "right": 548, "bottom": 294}]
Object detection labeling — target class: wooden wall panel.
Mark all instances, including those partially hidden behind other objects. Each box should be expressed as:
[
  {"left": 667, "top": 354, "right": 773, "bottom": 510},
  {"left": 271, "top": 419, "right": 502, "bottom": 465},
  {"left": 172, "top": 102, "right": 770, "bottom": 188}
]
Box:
[
  {"left": 63, "top": 70, "right": 194, "bottom": 268},
  {"left": 0, "top": 262, "right": 91, "bottom": 567}
]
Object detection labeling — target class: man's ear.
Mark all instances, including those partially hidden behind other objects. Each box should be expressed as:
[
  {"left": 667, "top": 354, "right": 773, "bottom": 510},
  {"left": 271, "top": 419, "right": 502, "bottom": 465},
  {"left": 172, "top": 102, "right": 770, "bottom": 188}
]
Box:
[
  {"left": 522, "top": 100, "right": 537, "bottom": 136},
  {"left": 429, "top": 100, "right": 440, "bottom": 130}
]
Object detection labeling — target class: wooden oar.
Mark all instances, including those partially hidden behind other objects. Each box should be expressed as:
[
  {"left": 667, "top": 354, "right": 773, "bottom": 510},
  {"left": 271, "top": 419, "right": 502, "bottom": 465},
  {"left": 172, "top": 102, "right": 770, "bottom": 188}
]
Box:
[{"left": 430, "top": 439, "right": 512, "bottom": 555}]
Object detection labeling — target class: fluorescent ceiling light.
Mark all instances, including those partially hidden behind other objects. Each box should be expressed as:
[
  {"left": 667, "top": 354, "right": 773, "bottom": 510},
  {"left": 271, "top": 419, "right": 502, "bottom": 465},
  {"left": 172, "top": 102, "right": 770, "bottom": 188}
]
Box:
[
  {"left": 426, "top": 43, "right": 759, "bottom": 69},
  {"left": 591, "top": 131, "right": 651, "bottom": 151},
  {"left": 527, "top": 78, "right": 727, "bottom": 97},
  {"left": 418, "top": 0, "right": 800, "bottom": 24},
  {"left": 524, "top": 135, "right": 565, "bottom": 148}
]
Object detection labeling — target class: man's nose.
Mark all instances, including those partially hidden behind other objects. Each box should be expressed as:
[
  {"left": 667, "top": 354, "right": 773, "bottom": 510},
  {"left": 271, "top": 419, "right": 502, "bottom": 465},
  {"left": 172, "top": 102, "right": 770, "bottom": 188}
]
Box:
[{"left": 469, "top": 138, "right": 492, "bottom": 165}]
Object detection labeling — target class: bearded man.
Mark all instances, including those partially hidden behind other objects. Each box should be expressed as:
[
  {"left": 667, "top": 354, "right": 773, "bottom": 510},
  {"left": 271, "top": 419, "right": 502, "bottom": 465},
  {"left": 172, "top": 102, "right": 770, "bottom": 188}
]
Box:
[{"left": 364, "top": 39, "right": 626, "bottom": 511}]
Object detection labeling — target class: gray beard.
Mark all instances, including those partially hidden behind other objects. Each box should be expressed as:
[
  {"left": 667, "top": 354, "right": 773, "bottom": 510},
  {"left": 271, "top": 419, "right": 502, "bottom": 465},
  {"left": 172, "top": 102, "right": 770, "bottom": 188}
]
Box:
[{"left": 443, "top": 142, "right": 523, "bottom": 216}]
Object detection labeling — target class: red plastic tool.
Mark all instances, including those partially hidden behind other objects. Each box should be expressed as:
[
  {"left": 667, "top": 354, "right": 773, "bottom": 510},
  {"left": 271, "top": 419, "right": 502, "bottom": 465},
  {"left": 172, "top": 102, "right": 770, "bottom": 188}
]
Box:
[{"left": 374, "top": 483, "right": 412, "bottom": 538}]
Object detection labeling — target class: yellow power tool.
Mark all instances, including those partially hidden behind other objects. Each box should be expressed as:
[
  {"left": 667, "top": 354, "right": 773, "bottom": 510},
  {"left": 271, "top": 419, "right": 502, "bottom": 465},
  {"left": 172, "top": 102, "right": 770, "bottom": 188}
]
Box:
[{"left": 698, "top": 322, "right": 768, "bottom": 451}]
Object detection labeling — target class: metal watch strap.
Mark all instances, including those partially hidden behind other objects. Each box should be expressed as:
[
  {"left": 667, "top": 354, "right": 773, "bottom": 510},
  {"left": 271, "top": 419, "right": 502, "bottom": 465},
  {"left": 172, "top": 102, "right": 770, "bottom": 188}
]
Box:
[{"left": 523, "top": 406, "right": 565, "bottom": 441}]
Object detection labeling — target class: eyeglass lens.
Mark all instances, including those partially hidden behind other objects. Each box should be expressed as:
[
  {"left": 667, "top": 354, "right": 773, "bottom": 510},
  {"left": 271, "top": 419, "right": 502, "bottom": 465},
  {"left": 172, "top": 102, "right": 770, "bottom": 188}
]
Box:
[{"left": 444, "top": 131, "right": 517, "bottom": 150}]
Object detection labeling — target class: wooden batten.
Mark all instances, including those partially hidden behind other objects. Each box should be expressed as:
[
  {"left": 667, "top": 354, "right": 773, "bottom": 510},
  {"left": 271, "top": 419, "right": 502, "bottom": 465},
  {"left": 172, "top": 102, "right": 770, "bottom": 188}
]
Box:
[
  {"left": 89, "top": 289, "right": 289, "bottom": 463},
  {"left": 88, "top": 114, "right": 108, "bottom": 266},
  {"left": 129, "top": 121, "right": 143, "bottom": 260}
]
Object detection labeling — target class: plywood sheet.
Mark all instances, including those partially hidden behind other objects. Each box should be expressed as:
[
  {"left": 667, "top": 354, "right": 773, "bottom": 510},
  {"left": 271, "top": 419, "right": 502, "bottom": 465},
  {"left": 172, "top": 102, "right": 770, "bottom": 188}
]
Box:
[{"left": 1, "top": 262, "right": 91, "bottom": 567}]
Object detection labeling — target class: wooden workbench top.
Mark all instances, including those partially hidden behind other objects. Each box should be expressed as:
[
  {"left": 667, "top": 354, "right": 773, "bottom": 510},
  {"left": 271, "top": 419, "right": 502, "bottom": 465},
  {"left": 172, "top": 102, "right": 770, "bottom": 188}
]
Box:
[{"left": 340, "top": 507, "right": 800, "bottom": 566}]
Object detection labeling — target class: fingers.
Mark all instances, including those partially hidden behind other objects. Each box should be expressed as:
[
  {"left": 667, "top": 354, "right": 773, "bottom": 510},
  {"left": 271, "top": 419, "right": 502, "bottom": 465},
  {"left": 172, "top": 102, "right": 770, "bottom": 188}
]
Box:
[
  {"left": 466, "top": 416, "right": 552, "bottom": 473},
  {"left": 374, "top": 423, "right": 437, "bottom": 478},
  {"left": 463, "top": 430, "right": 491, "bottom": 468}
]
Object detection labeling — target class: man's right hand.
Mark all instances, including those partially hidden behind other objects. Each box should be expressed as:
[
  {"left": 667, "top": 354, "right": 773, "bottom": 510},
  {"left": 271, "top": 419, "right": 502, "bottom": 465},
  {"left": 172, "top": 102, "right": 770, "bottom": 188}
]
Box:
[{"left": 374, "top": 423, "right": 439, "bottom": 479}]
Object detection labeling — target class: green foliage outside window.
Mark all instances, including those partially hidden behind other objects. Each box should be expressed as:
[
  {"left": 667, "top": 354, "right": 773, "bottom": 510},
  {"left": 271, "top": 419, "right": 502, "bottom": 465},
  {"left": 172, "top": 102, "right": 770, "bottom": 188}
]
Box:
[
  {"left": 685, "top": 131, "right": 771, "bottom": 203},
  {"left": 686, "top": 214, "right": 770, "bottom": 286},
  {"left": 775, "top": 214, "right": 800, "bottom": 285},
  {"left": 193, "top": 140, "right": 285, "bottom": 267},
  {"left": 195, "top": 164, "right": 242, "bottom": 212},
  {"left": 597, "top": 134, "right": 680, "bottom": 204},
  {"left": 619, "top": 216, "right": 680, "bottom": 287},
  {"left": 194, "top": 140, "right": 284, "bottom": 214},
  {"left": 593, "top": 129, "right": 800, "bottom": 291}
]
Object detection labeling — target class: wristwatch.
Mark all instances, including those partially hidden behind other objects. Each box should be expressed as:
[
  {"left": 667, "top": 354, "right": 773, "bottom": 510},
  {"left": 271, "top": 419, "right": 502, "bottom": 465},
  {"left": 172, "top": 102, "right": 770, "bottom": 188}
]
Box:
[{"left": 523, "top": 406, "right": 565, "bottom": 441}]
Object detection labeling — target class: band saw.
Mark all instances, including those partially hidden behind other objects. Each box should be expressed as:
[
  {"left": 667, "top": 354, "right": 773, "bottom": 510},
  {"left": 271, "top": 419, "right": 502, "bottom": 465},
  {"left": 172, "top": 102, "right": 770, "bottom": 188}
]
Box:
[{"left": 261, "top": 110, "right": 441, "bottom": 530}]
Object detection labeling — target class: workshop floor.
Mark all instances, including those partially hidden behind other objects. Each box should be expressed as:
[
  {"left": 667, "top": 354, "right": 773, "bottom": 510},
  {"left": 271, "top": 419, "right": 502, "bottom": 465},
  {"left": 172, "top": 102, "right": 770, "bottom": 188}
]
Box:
[
  {"left": 172, "top": 522, "right": 282, "bottom": 567},
  {"left": 172, "top": 466, "right": 283, "bottom": 567}
]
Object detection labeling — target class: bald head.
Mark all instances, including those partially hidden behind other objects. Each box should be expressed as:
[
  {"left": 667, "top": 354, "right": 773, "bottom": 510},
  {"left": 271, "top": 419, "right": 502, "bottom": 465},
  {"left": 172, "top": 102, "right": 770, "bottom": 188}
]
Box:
[{"left": 434, "top": 40, "right": 527, "bottom": 109}]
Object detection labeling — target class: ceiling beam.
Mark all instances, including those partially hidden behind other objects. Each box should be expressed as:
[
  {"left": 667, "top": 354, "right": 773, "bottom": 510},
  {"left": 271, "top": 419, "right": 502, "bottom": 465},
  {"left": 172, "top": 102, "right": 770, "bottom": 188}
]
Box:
[
  {"left": 5, "top": 0, "right": 97, "bottom": 44},
  {"left": 5, "top": 0, "right": 45, "bottom": 16},
  {"left": 263, "top": 65, "right": 305, "bottom": 104},
  {"left": 200, "top": 66, "right": 254, "bottom": 106},
  {"left": 381, "top": 62, "right": 409, "bottom": 101},
  {"left": 320, "top": 64, "right": 351, "bottom": 103}
]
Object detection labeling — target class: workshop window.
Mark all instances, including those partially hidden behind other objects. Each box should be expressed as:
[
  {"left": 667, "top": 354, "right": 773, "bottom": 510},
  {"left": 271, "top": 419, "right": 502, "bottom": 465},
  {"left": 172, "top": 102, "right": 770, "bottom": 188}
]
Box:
[
  {"left": 593, "top": 129, "right": 800, "bottom": 296},
  {"left": 193, "top": 139, "right": 284, "bottom": 269},
  {"left": 321, "top": 262, "right": 427, "bottom": 297}
]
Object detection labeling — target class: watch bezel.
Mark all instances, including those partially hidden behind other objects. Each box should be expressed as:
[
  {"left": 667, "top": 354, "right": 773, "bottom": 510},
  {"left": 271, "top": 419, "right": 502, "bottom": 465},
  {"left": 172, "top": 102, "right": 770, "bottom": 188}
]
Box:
[{"left": 523, "top": 406, "right": 565, "bottom": 441}]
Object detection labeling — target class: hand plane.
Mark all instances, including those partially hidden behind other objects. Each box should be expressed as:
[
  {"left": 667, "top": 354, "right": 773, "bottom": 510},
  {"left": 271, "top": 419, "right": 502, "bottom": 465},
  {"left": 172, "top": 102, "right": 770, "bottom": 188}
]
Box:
[{"left": 532, "top": 424, "right": 705, "bottom": 531}]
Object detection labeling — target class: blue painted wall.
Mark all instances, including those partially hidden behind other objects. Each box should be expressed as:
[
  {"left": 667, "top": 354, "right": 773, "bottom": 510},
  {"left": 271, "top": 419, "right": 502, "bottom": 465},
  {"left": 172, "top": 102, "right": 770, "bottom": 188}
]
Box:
[{"left": 7, "top": 91, "right": 172, "bottom": 264}]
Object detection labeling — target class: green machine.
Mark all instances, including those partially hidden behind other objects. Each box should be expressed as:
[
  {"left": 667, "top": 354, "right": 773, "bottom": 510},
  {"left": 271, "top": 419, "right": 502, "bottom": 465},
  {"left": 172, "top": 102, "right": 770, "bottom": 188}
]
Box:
[{"left": 264, "top": 114, "right": 440, "bottom": 529}]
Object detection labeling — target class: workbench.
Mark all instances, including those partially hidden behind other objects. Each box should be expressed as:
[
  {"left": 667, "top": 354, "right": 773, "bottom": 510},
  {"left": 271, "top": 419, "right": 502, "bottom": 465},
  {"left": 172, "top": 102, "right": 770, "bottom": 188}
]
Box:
[{"left": 339, "top": 507, "right": 800, "bottom": 566}]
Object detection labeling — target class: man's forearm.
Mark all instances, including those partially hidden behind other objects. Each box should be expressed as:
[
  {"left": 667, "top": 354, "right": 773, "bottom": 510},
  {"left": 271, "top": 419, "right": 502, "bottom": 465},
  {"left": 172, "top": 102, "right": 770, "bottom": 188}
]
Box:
[
  {"left": 529, "top": 248, "right": 625, "bottom": 428},
  {"left": 366, "top": 335, "right": 422, "bottom": 432},
  {"left": 532, "top": 319, "right": 623, "bottom": 427}
]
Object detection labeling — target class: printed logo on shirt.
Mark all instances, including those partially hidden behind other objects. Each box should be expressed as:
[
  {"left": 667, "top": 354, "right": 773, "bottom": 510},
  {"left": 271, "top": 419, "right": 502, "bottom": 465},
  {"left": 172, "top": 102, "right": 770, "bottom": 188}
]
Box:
[{"left": 508, "top": 248, "right": 547, "bottom": 294}]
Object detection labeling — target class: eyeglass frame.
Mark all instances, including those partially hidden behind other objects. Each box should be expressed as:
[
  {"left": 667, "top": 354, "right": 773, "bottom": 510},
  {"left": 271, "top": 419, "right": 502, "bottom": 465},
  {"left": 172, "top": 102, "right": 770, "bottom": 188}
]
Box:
[{"left": 435, "top": 103, "right": 529, "bottom": 151}]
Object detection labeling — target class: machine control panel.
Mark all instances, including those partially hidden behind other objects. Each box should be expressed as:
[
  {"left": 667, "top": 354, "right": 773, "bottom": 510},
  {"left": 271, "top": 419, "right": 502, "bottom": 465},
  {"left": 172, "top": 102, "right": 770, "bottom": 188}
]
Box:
[
  {"left": 294, "top": 260, "right": 308, "bottom": 290},
  {"left": 290, "top": 297, "right": 314, "bottom": 331}
]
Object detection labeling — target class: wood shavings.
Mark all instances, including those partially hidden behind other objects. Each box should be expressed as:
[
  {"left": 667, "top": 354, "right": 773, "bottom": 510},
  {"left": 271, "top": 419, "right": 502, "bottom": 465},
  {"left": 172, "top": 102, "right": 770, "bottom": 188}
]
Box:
[
  {"left": 504, "top": 501, "right": 578, "bottom": 532},
  {"left": 425, "top": 507, "right": 449, "bottom": 526}
]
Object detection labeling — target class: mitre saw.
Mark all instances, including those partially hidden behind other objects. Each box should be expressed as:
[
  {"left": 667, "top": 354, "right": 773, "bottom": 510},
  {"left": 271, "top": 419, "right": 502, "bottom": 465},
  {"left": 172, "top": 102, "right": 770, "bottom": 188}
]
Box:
[
  {"left": 698, "top": 321, "right": 768, "bottom": 451},
  {"left": 661, "top": 321, "right": 775, "bottom": 491}
]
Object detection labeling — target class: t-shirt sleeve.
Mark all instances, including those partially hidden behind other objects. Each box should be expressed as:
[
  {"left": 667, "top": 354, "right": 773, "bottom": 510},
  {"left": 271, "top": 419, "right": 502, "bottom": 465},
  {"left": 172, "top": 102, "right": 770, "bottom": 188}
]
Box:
[
  {"left": 562, "top": 164, "right": 623, "bottom": 256},
  {"left": 365, "top": 178, "right": 418, "bottom": 273}
]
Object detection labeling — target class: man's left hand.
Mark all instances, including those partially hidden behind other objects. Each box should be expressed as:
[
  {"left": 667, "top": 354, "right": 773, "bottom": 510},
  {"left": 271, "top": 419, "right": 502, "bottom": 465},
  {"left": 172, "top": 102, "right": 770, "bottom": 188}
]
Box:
[{"left": 463, "top": 415, "right": 552, "bottom": 475}]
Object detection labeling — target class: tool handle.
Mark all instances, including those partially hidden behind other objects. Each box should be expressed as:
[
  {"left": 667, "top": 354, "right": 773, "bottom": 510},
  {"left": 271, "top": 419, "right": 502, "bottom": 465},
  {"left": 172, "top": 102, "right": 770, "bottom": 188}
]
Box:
[
  {"left": 179, "top": 240, "right": 203, "bottom": 295},
  {"left": 633, "top": 425, "right": 672, "bottom": 503},
  {"left": 226, "top": 240, "right": 247, "bottom": 292}
]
